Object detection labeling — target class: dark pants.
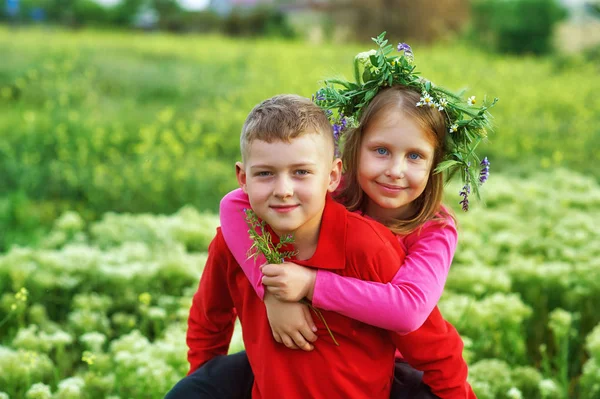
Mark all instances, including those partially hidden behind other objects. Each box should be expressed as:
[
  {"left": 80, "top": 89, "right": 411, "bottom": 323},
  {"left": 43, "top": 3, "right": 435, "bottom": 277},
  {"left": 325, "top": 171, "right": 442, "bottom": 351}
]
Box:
[
  {"left": 391, "top": 360, "right": 439, "bottom": 399},
  {"left": 165, "top": 351, "right": 254, "bottom": 399},
  {"left": 165, "top": 351, "right": 439, "bottom": 399}
]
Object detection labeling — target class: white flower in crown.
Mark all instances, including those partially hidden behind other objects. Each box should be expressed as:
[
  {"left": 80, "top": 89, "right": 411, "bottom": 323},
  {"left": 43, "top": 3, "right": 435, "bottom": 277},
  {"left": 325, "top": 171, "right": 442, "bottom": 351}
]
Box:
[
  {"left": 467, "top": 96, "right": 476, "bottom": 106},
  {"left": 449, "top": 123, "right": 459, "bottom": 133},
  {"left": 438, "top": 98, "right": 448, "bottom": 111},
  {"left": 355, "top": 50, "right": 377, "bottom": 66},
  {"left": 416, "top": 91, "right": 434, "bottom": 108}
]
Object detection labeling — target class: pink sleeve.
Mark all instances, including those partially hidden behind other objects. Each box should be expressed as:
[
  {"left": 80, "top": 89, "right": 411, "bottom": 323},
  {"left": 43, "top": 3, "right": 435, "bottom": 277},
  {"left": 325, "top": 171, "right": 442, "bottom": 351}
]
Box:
[
  {"left": 219, "top": 188, "right": 266, "bottom": 300},
  {"left": 311, "top": 216, "right": 457, "bottom": 333}
]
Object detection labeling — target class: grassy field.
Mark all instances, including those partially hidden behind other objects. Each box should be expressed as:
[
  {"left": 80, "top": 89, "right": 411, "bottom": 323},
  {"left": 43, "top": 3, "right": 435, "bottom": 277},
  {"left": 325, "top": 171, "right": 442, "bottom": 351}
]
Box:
[
  {"left": 1, "top": 27, "right": 600, "bottom": 398},
  {"left": 0, "top": 28, "right": 598, "bottom": 245}
]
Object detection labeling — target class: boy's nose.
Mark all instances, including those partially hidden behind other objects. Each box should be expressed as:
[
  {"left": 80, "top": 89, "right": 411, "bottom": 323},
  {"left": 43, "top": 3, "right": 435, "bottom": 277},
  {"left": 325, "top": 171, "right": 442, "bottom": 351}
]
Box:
[{"left": 273, "top": 177, "right": 293, "bottom": 198}]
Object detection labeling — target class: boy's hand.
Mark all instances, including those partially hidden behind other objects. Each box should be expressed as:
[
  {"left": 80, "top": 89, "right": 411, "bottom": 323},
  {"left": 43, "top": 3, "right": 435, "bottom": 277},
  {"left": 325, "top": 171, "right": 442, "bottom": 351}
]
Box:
[
  {"left": 261, "top": 262, "right": 317, "bottom": 302},
  {"left": 264, "top": 292, "right": 318, "bottom": 351}
]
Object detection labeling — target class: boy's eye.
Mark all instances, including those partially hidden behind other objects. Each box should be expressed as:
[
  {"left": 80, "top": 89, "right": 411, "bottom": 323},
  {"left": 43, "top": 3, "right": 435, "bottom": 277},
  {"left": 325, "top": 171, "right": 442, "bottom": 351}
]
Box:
[
  {"left": 376, "top": 148, "right": 389, "bottom": 156},
  {"left": 295, "top": 169, "right": 310, "bottom": 176},
  {"left": 255, "top": 171, "right": 272, "bottom": 177}
]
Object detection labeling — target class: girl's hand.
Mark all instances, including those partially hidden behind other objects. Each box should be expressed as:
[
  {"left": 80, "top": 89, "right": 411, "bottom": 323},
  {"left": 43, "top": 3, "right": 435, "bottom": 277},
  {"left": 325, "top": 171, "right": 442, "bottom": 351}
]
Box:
[
  {"left": 261, "top": 262, "right": 317, "bottom": 302},
  {"left": 264, "top": 292, "right": 318, "bottom": 351}
]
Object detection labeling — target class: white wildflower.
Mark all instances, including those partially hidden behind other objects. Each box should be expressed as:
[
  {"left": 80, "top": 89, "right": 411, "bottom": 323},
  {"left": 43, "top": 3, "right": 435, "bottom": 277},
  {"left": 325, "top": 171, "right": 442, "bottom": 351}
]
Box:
[
  {"left": 46, "top": 330, "right": 73, "bottom": 347},
  {"left": 54, "top": 211, "right": 84, "bottom": 232},
  {"left": 539, "top": 379, "right": 559, "bottom": 397},
  {"left": 507, "top": 387, "right": 523, "bottom": 399},
  {"left": 147, "top": 306, "right": 167, "bottom": 321},
  {"left": 25, "top": 383, "right": 52, "bottom": 399},
  {"left": 80, "top": 332, "right": 107, "bottom": 352},
  {"left": 417, "top": 92, "right": 434, "bottom": 108},
  {"left": 438, "top": 97, "right": 448, "bottom": 110},
  {"left": 548, "top": 308, "right": 572, "bottom": 341},
  {"left": 56, "top": 377, "right": 85, "bottom": 399},
  {"left": 355, "top": 50, "right": 377, "bottom": 66}
]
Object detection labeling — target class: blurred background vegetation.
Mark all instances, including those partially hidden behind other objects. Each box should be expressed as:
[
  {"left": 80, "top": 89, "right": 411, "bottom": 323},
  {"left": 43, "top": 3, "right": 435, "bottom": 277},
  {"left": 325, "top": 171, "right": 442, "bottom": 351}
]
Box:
[
  {"left": 1, "top": 0, "right": 599, "bottom": 251},
  {"left": 1, "top": 0, "right": 600, "bottom": 398}
]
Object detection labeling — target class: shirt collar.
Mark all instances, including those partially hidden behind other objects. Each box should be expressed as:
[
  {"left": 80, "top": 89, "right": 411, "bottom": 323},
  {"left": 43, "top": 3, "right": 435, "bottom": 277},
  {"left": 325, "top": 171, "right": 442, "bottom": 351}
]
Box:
[{"left": 292, "top": 194, "right": 347, "bottom": 270}]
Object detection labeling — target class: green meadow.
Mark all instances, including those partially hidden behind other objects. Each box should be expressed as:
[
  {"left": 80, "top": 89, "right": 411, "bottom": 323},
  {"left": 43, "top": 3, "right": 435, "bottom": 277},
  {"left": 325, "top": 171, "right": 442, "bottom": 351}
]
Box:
[{"left": 1, "top": 27, "right": 599, "bottom": 398}]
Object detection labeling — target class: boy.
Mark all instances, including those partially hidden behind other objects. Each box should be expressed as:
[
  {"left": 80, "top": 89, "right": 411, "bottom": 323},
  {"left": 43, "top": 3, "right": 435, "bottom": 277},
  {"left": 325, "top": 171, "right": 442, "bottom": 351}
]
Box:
[{"left": 170, "top": 94, "right": 473, "bottom": 398}]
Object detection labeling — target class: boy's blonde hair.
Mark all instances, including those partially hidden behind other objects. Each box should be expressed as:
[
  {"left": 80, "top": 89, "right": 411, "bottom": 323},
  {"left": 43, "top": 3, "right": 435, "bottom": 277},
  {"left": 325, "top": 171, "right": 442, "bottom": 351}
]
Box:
[
  {"left": 337, "top": 86, "right": 454, "bottom": 235},
  {"left": 240, "top": 94, "right": 334, "bottom": 161}
]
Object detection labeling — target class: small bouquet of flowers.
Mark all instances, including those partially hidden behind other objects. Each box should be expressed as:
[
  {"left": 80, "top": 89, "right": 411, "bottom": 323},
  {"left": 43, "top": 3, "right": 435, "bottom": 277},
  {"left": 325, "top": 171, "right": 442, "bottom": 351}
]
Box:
[{"left": 244, "top": 209, "right": 339, "bottom": 346}]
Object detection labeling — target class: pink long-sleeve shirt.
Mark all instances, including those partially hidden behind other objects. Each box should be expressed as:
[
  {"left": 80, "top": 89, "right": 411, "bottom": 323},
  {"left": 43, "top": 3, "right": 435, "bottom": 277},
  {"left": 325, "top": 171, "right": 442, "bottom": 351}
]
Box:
[{"left": 219, "top": 188, "right": 457, "bottom": 333}]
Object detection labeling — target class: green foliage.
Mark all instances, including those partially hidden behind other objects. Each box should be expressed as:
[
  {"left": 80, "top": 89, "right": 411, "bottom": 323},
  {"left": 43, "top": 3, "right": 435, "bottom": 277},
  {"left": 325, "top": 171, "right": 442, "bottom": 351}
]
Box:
[
  {"left": 0, "top": 28, "right": 599, "bottom": 250},
  {"left": 447, "top": 169, "right": 600, "bottom": 396},
  {"left": 471, "top": 0, "right": 568, "bottom": 54},
  {"left": 0, "top": 208, "right": 222, "bottom": 398},
  {"left": 244, "top": 208, "right": 297, "bottom": 264},
  {"left": 580, "top": 323, "right": 600, "bottom": 398},
  {"left": 1, "top": 0, "right": 292, "bottom": 35},
  {"left": 223, "top": 6, "right": 296, "bottom": 38}
]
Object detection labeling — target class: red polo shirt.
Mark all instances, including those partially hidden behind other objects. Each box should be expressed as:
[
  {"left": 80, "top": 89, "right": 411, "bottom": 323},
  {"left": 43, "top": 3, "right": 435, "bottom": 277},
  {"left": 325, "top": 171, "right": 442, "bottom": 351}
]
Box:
[{"left": 187, "top": 195, "right": 474, "bottom": 399}]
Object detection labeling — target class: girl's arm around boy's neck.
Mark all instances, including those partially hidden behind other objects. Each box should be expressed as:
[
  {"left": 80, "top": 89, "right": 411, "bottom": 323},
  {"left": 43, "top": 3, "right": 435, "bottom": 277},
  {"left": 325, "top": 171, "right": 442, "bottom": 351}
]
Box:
[
  {"left": 309, "top": 212, "right": 457, "bottom": 333},
  {"left": 220, "top": 189, "right": 267, "bottom": 300},
  {"left": 219, "top": 188, "right": 457, "bottom": 333}
]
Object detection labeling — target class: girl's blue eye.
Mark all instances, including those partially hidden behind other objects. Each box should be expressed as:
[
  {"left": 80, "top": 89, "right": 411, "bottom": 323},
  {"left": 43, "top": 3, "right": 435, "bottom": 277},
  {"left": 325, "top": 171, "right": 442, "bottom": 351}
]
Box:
[
  {"left": 408, "top": 152, "right": 421, "bottom": 160},
  {"left": 376, "top": 148, "right": 389, "bottom": 155}
]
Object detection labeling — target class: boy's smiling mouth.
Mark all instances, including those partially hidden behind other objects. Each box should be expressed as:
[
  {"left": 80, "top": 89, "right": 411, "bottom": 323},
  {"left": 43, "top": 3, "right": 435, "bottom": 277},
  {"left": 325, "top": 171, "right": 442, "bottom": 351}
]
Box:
[{"left": 270, "top": 204, "right": 300, "bottom": 213}]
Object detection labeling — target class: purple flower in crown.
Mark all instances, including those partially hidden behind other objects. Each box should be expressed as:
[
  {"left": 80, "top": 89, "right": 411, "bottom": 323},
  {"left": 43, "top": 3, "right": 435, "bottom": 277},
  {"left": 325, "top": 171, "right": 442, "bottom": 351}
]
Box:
[
  {"left": 340, "top": 114, "right": 347, "bottom": 129},
  {"left": 333, "top": 123, "right": 342, "bottom": 141},
  {"left": 459, "top": 184, "right": 470, "bottom": 212},
  {"left": 397, "top": 42, "right": 413, "bottom": 60},
  {"left": 332, "top": 114, "right": 347, "bottom": 142},
  {"left": 479, "top": 157, "right": 490, "bottom": 184},
  {"left": 312, "top": 90, "right": 325, "bottom": 103}
]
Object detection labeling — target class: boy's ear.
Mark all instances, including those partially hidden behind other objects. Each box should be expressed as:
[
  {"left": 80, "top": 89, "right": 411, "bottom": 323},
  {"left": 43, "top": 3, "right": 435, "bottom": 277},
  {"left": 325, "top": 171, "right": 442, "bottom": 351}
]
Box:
[
  {"left": 235, "top": 162, "right": 248, "bottom": 193},
  {"left": 327, "top": 158, "right": 343, "bottom": 193}
]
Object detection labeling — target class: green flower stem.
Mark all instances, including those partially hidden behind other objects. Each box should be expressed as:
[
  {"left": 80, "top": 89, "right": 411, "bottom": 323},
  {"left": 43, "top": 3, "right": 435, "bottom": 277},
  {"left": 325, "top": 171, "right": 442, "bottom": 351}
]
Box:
[
  {"left": 0, "top": 311, "right": 13, "bottom": 328},
  {"left": 301, "top": 299, "right": 339, "bottom": 346},
  {"left": 353, "top": 55, "right": 362, "bottom": 85}
]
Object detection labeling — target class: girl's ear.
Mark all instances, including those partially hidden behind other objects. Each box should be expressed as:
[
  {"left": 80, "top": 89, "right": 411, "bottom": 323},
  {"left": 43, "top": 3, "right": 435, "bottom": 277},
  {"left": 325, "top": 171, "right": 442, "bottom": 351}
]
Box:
[
  {"left": 235, "top": 162, "right": 248, "bottom": 193},
  {"left": 327, "top": 158, "right": 343, "bottom": 193}
]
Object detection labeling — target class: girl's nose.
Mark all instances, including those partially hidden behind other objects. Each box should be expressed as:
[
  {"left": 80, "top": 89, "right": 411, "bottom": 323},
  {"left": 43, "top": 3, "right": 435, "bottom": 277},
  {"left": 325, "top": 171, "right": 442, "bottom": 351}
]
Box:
[{"left": 385, "top": 157, "right": 406, "bottom": 179}]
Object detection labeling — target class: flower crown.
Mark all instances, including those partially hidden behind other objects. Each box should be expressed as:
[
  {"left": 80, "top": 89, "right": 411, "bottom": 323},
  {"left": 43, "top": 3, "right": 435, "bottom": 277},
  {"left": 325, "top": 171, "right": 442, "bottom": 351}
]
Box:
[{"left": 313, "top": 32, "right": 498, "bottom": 211}]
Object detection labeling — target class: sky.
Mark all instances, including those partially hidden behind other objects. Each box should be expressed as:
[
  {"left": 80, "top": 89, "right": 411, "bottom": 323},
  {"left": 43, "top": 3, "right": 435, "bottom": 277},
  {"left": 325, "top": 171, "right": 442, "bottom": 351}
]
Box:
[
  {"left": 93, "top": 0, "right": 210, "bottom": 11},
  {"left": 178, "top": 0, "right": 210, "bottom": 11}
]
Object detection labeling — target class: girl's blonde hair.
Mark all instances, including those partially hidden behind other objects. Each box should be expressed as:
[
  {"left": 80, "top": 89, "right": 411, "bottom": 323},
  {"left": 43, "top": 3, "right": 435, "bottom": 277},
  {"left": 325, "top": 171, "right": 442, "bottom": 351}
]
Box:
[{"left": 336, "top": 85, "right": 454, "bottom": 235}]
